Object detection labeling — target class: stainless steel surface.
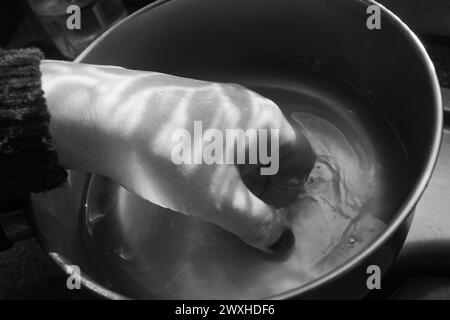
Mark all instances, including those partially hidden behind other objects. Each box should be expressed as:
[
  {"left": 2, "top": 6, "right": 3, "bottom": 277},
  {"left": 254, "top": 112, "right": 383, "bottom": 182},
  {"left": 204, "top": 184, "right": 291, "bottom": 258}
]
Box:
[
  {"left": 382, "top": 130, "right": 450, "bottom": 290},
  {"left": 29, "top": 0, "right": 442, "bottom": 299}
]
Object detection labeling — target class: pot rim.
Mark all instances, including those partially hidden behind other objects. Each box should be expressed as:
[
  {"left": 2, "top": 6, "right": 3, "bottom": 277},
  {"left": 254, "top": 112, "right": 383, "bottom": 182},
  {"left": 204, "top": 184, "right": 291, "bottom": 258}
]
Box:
[{"left": 65, "top": 0, "right": 443, "bottom": 299}]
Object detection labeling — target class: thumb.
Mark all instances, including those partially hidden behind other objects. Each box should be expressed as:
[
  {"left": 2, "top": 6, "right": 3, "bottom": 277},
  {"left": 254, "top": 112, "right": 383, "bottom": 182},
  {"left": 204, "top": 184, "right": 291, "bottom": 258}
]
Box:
[{"left": 204, "top": 169, "right": 295, "bottom": 253}]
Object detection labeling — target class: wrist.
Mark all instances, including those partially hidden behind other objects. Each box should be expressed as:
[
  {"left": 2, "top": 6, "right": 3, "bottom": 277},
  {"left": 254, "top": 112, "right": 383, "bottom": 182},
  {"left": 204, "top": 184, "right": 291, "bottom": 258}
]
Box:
[{"left": 40, "top": 60, "right": 120, "bottom": 177}]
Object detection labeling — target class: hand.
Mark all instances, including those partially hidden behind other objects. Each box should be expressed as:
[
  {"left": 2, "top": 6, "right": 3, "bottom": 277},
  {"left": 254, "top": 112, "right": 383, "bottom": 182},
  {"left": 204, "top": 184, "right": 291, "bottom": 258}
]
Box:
[{"left": 41, "top": 61, "right": 315, "bottom": 252}]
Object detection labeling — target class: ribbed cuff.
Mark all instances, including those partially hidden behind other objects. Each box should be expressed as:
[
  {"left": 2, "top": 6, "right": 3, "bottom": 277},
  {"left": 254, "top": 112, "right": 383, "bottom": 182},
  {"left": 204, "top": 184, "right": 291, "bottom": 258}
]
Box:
[{"left": 0, "top": 48, "right": 67, "bottom": 194}]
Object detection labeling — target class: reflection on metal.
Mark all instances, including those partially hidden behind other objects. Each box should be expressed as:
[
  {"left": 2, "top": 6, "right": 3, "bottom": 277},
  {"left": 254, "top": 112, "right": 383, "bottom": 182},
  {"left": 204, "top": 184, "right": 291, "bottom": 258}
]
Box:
[{"left": 49, "top": 252, "right": 126, "bottom": 300}]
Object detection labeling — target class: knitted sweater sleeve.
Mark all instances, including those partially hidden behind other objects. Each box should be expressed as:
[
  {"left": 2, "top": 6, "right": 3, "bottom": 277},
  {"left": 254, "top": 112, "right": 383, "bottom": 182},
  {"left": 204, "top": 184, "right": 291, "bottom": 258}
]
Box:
[{"left": 0, "top": 48, "right": 67, "bottom": 195}]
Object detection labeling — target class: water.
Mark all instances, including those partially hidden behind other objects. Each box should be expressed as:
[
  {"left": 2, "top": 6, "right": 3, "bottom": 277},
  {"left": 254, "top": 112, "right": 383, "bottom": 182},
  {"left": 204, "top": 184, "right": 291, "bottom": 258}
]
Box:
[{"left": 82, "top": 58, "right": 410, "bottom": 299}]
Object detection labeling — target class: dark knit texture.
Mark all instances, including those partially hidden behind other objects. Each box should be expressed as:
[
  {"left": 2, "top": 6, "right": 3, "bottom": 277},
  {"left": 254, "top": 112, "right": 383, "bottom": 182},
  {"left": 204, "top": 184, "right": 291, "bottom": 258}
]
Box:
[{"left": 0, "top": 48, "right": 67, "bottom": 194}]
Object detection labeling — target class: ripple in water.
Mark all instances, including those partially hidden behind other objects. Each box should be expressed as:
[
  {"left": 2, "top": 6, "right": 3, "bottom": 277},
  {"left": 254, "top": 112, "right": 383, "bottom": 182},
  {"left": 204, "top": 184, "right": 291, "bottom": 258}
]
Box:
[{"left": 284, "top": 112, "right": 386, "bottom": 273}]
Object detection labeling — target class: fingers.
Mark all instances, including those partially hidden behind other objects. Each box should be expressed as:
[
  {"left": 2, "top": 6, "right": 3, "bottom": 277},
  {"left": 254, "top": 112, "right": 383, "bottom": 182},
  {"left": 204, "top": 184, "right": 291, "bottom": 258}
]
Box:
[
  {"left": 240, "top": 119, "right": 315, "bottom": 208},
  {"left": 249, "top": 97, "right": 315, "bottom": 201},
  {"left": 241, "top": 169, "right": 300, "bottom": 209},
  {"left": 267, "top": 124, "right": 315, "bottom": 206},
  {"left": 277, "top": 124, "right": 316, "bottom": 182},
  {"left": 204, "top": 169, "right": 294, "bottom": 253}
]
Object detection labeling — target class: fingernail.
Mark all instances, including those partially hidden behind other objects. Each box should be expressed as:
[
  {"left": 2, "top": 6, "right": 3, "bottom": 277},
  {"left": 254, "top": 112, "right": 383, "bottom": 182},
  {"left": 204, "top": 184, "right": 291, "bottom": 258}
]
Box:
[{"left": 268, "top": 228, "right": 295, "bottom": 254}]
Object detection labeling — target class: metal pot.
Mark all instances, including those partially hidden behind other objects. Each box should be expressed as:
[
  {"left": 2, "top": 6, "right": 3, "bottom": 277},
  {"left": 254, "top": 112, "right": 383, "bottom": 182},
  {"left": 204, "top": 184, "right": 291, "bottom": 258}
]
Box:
[{"left": 3, "top": 0, "right": 443, "bottom": 299}]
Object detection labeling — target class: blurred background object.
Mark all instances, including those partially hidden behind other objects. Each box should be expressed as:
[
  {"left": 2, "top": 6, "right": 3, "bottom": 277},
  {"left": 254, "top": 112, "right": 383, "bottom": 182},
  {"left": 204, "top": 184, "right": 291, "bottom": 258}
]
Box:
[
  {"left": 378, "top": 0, "right": 450, "bottom": 37},
  {"left": 27, "top": 0, "right": 127, "bottom": 58},
  {"left": 0, "top": 3, "right": 21, "bottom": 46}
]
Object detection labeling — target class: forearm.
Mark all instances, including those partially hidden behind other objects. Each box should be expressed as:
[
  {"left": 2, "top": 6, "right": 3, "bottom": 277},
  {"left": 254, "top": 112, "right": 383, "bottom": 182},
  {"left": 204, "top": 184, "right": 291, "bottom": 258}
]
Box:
[
  {"left": 40, "top": 60, "right": 188, "bottom": 179},
  {"left": 40, "top": 60, "right": 115, "bottom": 175},
  {"left": 0, "top": 51, "right": 176, "bottom": 193}
]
